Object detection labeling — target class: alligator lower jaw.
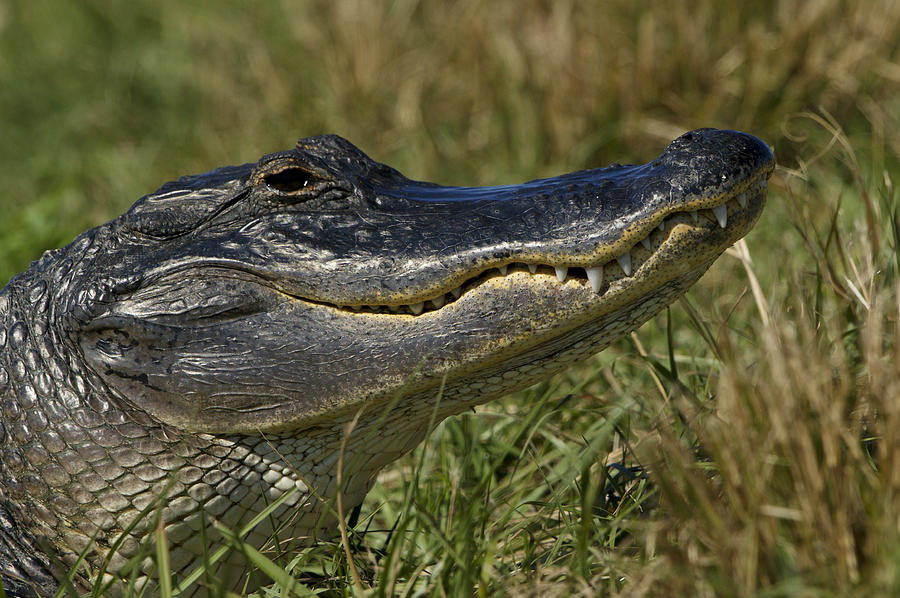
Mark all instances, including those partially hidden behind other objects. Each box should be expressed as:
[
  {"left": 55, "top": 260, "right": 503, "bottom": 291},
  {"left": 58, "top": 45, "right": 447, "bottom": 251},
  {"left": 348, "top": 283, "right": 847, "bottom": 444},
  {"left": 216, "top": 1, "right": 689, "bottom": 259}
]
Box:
[{"left": 323, "top": 173, "right": 768, "bottom": 316}]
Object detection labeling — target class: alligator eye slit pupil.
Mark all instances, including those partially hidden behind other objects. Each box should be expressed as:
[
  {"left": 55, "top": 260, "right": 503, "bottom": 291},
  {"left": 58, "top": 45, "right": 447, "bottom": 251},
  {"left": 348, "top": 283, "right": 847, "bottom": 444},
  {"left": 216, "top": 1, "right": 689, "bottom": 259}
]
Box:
[{"left": 264, "top": 168, "right": 314, "bottom": 193}]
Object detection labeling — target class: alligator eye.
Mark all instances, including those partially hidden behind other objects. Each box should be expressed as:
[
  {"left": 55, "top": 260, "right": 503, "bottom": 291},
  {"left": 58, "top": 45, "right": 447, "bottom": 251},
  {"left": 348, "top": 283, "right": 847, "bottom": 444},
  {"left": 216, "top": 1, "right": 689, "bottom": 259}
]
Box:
[{"left": 264, "top": 167, "right": 317, "bottom": 194}]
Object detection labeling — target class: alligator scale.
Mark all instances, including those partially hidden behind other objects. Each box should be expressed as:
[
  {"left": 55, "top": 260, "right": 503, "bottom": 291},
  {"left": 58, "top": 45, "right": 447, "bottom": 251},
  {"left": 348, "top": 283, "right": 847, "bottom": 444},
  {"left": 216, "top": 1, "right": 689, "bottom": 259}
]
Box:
[{"left": 0, "top": 129, "right": 774, "bottom": 596}]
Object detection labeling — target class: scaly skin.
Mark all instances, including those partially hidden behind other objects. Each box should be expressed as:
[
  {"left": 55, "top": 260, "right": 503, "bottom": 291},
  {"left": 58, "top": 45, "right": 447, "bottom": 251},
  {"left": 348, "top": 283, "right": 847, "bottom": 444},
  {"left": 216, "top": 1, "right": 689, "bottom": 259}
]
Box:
[{"left": 0, "top": 129, "right": 774, "bottom": 596}]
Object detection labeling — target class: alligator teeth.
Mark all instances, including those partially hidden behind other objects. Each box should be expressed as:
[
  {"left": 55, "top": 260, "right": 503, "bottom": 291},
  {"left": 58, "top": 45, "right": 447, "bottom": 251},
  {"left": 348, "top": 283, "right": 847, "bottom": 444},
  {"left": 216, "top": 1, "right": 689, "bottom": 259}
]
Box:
[
  {"left": 337, "top": 189, "right": 764, "bottom": 316},
  {"left": 617, "top": 253, "right": 632, "bottom": 276},
  {"left": 586, "top": 266, "right": 603, "bottom": 292},
  {"left": 712, "top": 204, "right": 727, "bottom": 228}
]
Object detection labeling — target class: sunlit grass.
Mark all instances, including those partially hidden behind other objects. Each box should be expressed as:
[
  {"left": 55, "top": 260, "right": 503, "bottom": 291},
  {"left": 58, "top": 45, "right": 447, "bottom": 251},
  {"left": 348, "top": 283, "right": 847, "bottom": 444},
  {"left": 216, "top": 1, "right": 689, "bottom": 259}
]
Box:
[{"left": 1, "top": 0, "right": 900, "bottom": 596}]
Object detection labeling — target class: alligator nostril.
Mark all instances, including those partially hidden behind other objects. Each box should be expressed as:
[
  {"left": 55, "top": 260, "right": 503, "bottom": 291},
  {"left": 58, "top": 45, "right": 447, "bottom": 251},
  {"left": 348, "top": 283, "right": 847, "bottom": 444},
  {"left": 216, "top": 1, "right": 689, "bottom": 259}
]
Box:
[{"left": 264, "top": 167, "right": 315, "bottom": 193}]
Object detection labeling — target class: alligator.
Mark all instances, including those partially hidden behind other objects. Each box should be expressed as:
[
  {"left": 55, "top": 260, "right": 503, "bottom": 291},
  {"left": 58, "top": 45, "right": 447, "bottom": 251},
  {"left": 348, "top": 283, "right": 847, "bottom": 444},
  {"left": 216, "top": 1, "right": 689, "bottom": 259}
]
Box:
[{"left": 0, "top": 128, "right": 774, "bottom": 596}]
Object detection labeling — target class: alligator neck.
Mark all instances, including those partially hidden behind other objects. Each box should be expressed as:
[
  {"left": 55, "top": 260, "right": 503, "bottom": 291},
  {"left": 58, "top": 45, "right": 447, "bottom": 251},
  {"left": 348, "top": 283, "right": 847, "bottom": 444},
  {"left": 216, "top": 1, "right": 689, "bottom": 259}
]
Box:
[
  {"left": 0, "top": 272, "right": 417, "bottom": 594},
  {"left": 0, "top": 269, "right": 180, "bottom": 591},
  {"left": 0, "top": 276, "right": 66, "bottom": 595}
]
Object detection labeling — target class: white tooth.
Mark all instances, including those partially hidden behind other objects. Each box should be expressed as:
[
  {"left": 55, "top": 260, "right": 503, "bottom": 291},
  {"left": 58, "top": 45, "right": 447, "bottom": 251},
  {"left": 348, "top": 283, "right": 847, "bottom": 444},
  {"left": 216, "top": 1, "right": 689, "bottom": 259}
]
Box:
[
  {"left": 555, "top": 266, "right": 568, "bottom": 282},
  {"left": 737, "top": 192, "right": 747, "bottom": 208},
  {"left": 451, "top": 286, "right": 463, "bottom": 298},
  {"left": 690, "top": 211, "right": 699, "bottom": 223},
  {"left": 658, "top": 220, "right": 665, "bottom": 231},
  {"left": 409, "top": 302, "right": 424, "bottom": 315},
  {"left": 527, "top": 264, "right": 537, "bottom": 274},
  {"left": 713, "top": 204, "right": 727, "bottom": 228},
  {"left": 641, "top": 237, "right": 652, "bottom": 251},
  {"left": 617, "top": 253, "right": 632, "bottom": 276},
  {"left": 431, "top": 295, "right": 445, "bottom": 308},
  {"left": 586, "top": 266, "right": 603, "bottom": 292},
  {"left": 499, "top": 265, "right": 508, "bottom": 275}
]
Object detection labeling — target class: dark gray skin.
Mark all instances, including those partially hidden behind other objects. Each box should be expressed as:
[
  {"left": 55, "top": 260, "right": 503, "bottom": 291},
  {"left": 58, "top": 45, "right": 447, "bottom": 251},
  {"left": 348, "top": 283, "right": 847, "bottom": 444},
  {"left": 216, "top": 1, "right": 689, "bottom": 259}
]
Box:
[{"left": 0, "top": 129, "right": 774, "bottom": 596}]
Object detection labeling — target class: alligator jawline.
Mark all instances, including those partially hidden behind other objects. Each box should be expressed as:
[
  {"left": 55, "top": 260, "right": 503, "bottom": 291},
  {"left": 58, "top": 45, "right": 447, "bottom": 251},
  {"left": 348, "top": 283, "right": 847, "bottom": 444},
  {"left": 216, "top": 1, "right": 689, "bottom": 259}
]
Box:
[{"left": 320, "top": 175, "right": 767, "bottom": 316}]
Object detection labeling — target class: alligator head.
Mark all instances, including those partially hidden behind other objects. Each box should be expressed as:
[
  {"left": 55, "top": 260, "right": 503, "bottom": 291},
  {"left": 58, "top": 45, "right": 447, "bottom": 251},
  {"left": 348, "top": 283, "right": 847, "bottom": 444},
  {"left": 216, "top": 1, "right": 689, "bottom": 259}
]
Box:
[
  {"left": 0, "top": 129, "right": 773, "bottom": 595},
  {"left": 75, "top": 129, "right": 773, "bottom": 433}
]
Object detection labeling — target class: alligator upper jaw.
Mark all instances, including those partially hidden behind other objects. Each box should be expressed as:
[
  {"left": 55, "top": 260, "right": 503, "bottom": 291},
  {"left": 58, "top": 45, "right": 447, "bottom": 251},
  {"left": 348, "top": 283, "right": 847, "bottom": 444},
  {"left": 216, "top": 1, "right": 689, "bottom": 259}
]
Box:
[
  {"left": 245, "top": 128, "right": 776, "bottom": 309},
  {"left": 312, "top": 170, "right": 770, "bottom": 316},
  {"left": 111, "top": 128, "right": 775, "bottom": 315}
]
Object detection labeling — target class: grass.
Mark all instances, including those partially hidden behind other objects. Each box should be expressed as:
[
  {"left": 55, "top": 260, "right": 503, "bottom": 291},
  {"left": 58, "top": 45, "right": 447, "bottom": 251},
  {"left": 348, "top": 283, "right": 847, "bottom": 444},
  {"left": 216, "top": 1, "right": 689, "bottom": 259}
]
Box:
[{"left": 2, "top": 0, "right": 900, "bottom": 596}]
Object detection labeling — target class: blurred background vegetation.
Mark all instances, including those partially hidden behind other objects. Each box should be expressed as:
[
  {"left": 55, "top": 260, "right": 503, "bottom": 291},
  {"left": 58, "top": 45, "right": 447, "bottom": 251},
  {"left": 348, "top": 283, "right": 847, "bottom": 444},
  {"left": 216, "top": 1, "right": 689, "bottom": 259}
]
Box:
[
  {"left": 2, "top": 1, "right": 900, "bottom": 596},
  {"left": 2, "top": 0, "right": 897, "bottom": 283}
]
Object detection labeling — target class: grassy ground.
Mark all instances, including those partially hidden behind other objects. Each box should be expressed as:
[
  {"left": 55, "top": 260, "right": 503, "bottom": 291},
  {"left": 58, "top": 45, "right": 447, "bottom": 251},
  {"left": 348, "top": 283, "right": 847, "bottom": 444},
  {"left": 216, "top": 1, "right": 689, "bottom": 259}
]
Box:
[{"left": 2, "top": 1, "right": 900, "bottom": 596}]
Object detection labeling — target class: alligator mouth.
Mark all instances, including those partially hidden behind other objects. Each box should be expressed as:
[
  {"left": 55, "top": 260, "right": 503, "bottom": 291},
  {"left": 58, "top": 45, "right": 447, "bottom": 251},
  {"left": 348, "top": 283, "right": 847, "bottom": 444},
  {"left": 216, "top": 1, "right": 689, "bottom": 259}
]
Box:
[{"left": 332, "top": 173, "right": 769, "bottom": 316}]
